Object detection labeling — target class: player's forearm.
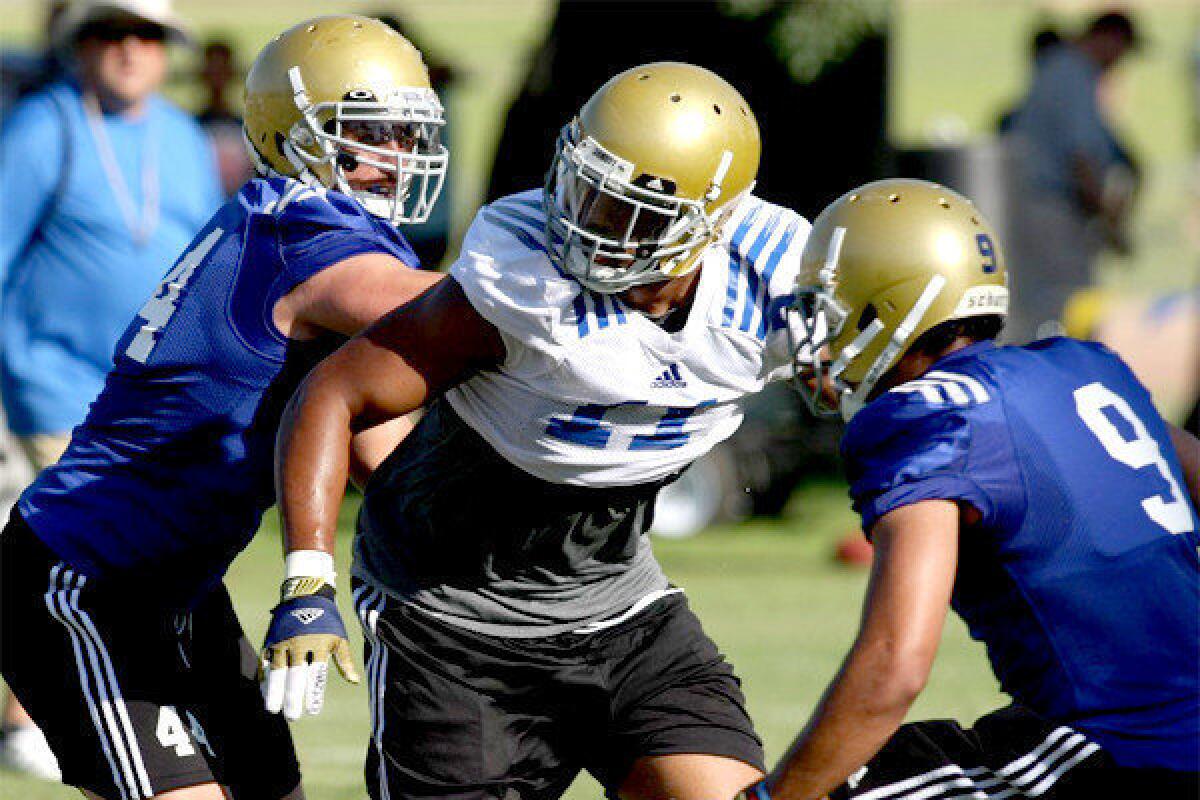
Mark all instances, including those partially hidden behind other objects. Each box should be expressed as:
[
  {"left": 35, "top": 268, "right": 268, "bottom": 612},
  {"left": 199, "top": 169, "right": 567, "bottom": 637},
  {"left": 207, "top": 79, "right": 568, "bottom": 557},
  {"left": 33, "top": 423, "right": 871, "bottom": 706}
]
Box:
[
  {"left": 276, "top": 367, "right": 358, "bottom": 558},
  {"left": 1168, "top": 424, "right": 1200, "bottom": 508},
  {"left": 770, "top": 641, "right": 925, "bottom": 800}
]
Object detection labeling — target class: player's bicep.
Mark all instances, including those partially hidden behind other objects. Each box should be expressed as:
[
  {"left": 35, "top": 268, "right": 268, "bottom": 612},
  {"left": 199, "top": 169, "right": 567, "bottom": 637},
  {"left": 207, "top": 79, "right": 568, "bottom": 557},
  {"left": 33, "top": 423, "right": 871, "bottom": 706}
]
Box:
[
  {"left": 312, "top": 275, "right": 505, "bottom": 427},
  {"left": 277, "top": 253, "right": 444, "bottom": 339},
  {"left": 858, "top": 501, "right": 959, "bottom": 674}
]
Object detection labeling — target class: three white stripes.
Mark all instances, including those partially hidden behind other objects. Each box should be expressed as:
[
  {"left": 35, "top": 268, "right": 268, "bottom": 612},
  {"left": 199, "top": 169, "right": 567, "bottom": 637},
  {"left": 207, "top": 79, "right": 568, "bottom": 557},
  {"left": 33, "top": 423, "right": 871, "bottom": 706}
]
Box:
[
  {"left": 39, "top": 569, "right": 1100, "bottom": 800},
  {"left": 855, "top": 726, "right": 1100, "bottom": 800},
  {"left": 891, "top": 370, "right": 991, "bottom": 407},
  {"left": 354, "top": 585, "right": 391, "bottom": 800},
  {"left": 44, "top": 564, "right": 154, "bottom": 800}
]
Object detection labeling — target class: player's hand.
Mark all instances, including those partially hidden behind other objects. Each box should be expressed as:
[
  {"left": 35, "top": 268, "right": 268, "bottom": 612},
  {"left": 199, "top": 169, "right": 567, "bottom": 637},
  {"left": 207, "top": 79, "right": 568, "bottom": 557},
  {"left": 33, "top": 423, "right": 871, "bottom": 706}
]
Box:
[{"left": 260, "top": 575, "right": 360, "bottom": 720}]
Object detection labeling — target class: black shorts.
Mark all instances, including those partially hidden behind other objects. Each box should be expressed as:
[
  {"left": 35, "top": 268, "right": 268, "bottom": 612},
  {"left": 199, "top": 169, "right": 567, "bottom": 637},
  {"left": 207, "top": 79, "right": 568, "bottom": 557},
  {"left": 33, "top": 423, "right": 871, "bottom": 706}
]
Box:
[
  {"left": 0, "top": 511, "right": 300, "bottom": 799},
  {"left": 352, "top": 583, "right": 763, "bottom": 800},
  {"left": 832, "top": 704, "right": 1199, "bottom": 799}
]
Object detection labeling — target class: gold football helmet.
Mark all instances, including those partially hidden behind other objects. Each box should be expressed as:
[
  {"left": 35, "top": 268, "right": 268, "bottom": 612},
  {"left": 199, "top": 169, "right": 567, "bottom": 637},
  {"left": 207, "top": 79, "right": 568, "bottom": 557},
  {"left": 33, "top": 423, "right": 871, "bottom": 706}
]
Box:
[
  {"left": 545, "top": 62, "right": 761, "bottom": 293},
  {"left": 243, "top": 15, "right": 448, "bottom": 225},
  {"left": 793, "top": 179, "right": 1009, "bottom": 420}
]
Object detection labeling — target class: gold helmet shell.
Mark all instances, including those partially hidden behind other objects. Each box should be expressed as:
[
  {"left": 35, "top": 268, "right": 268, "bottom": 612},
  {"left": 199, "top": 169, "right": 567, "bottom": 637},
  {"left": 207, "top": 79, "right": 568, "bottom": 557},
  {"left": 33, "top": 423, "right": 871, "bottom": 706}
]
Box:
[
  {"left": 243, "top": 15, "right": 448, "bottom": 225},
  {"left": 545, "top": 62, "right": 761, "bottom": 293},
  {"left": 793, "top": 178, "right": 1008, "bottom": 420}
]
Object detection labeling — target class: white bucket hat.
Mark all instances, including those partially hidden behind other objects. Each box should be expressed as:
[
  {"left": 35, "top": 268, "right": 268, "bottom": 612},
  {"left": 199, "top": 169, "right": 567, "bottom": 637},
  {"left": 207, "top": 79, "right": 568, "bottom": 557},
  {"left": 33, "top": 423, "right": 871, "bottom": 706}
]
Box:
[{"left": 53, "top": 0, "right": 192, "bottom": 48}]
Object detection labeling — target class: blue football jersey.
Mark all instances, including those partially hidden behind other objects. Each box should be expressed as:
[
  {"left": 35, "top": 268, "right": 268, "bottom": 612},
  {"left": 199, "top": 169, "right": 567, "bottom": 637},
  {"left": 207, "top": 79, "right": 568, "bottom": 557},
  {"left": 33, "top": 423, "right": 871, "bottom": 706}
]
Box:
[
  {"left": 18, "top": 177, "right": 418, "bottom": 606},
  {"left": 843, "top": 338, "right": 1200, "bottom": 771}
]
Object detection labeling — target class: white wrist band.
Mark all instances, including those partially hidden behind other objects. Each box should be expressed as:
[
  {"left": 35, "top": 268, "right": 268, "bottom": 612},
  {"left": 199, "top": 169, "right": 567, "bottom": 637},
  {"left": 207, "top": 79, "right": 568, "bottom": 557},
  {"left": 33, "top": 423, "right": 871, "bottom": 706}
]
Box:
[{"left": 285, "top": 550, "right": 336, "bottom": 586}]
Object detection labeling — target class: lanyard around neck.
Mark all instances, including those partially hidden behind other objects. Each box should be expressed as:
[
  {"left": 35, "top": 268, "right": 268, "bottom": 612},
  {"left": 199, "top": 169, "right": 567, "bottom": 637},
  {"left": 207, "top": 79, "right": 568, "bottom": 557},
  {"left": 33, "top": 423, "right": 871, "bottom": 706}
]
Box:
[{"left": 82, "top": 92, "right": 160, "bottom": 246}]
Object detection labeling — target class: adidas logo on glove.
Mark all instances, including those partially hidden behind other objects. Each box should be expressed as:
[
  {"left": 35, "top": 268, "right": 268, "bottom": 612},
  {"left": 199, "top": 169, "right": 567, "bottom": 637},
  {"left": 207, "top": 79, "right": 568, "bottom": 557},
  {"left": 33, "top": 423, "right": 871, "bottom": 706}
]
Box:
[{"left": 291, "top": 609, "right": 326, "bottom": 625}]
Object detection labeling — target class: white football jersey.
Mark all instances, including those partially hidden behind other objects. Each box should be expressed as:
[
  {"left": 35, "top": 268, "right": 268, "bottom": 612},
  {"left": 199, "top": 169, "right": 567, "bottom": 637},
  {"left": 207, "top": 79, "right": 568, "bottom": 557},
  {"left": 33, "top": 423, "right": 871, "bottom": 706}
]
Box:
[{"left": 446, "top": 189, "right": 810, "bottom": 487}]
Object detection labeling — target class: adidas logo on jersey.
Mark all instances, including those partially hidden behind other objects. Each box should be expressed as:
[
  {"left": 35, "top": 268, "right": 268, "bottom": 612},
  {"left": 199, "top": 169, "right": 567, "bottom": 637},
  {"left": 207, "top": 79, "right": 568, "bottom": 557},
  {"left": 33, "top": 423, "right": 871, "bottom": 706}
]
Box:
[
  {"left": 651, "top": 364, "right": 687, "bottom": 389},
  {"left": 291, "top": 609, "right": 326, "bottom": 626}
]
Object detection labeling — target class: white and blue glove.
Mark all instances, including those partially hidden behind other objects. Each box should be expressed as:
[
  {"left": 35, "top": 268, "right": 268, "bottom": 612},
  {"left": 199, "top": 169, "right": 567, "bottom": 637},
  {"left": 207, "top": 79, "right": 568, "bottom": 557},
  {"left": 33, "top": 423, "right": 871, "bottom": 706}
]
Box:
[{"left": 260, "top": 551, "right": 360, "bottom": 720}]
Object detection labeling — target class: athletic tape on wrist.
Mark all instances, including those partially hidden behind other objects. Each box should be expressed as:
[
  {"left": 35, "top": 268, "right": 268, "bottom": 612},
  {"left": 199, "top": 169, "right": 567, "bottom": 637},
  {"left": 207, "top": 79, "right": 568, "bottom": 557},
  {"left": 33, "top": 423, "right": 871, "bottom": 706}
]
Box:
[
  {"left": 281, "top": 550, "right": 337, "bottom": 601},
  {"left": 284, "top": 550, "right": 336, "bottom": 583}
]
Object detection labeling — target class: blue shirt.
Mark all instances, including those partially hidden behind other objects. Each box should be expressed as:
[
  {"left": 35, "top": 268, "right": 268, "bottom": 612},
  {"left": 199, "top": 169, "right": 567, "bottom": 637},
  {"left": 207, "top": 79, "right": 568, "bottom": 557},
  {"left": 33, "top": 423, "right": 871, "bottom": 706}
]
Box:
[
  {"left": 1009, "top": 46, "right": 1124, "bottom": 198},
  {"left": 843, "top": 338, "right": 1200, "bottom": 770},
  {"left": 0, "top": 80, "right": 222, "bottom": 435},
  {"left": 18, "top": 177, "right": 419, "bottom": 607}
]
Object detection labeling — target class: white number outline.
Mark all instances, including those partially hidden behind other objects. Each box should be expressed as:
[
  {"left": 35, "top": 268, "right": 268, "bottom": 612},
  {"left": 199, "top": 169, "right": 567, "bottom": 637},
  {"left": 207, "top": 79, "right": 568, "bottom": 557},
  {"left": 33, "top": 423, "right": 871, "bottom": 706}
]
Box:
[
  {"left": 155, "top": 706, "right": 194, "bottom": 757},
  {"left": 1074, "top": 382, "right": 1194, "bottom": 535},
  {"left": 154, "top": 706, "right": 213, "bottom": 759},
  {"left": 125, "top": 227, "right": 224, "bottom": 363}
]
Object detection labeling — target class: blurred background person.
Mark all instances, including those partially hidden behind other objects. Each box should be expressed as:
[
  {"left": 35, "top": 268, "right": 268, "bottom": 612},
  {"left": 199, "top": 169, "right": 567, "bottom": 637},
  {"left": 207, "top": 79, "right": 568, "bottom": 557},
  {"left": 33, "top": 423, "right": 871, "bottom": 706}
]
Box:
[
  {"left": 995, "top": 24, "right": 1062, "bottom": 134},
  {"left": 195, "top": 36, "right": 253, "bottom": 196},
  {"left": 1005, "top": 10, "right": 1143, "bottom": 342},
  {"left": 0, "top": 0, "right": 220, "bottom": 780}
]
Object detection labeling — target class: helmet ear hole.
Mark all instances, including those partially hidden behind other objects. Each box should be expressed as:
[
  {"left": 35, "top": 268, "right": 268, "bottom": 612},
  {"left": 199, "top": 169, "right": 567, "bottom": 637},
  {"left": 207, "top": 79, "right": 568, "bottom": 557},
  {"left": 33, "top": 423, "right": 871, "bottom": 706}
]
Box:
[{"left": 857, "top": 303, "right": 878, "bottom": 332}]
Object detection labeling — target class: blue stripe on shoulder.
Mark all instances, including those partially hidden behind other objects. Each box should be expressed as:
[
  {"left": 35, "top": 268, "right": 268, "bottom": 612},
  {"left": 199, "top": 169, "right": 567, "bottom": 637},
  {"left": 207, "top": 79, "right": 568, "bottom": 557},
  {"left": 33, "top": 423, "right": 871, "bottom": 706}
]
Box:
[
  {"left": 723, "top": 204, "right": 761, "bottom": 326},
  {"left": 765, "top": 292, "right": 796, "bottom": 335},
  {"left": 575, "top": 292, "right": 633, "bottom": 337},
  {"left": 755, "top": 219, "right": 802, "bottom": 339},
  {"left": 506, "top": 193, "right": 546, "bottom": 213},
  {"left": 486, "top": 201, "right": 619, "bottom": 339},
  {"left": 761, "top": 218, "right": 800, "bottom": 286},
  {"left": 482, "top": 210, "right": 546, "bottom": 255},
  {"left": 737, "top": 212, "right": 781, "bottom": 333},
  {"left": 594, "top": 294, "right": 610, "bottom": 329},
  {"left": 489, "top": 200, "right": 545, "bottom": 232},
  {"left": 575, "top": 294, "right": 591, "bottom": 337},
  {"left": 484, "top": 209, "right": 590, "bottom": 336}
]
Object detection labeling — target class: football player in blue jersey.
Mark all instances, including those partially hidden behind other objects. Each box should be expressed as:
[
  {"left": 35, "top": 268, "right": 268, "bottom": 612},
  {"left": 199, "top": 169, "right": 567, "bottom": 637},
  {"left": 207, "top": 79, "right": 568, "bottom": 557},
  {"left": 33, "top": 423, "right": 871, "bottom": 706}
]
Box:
[
  {"left": 751, "top": 179, "right": 1200, "bottom": 800},
  {"left": 0, "top": 16, "right": 448, "bottom": 800}
]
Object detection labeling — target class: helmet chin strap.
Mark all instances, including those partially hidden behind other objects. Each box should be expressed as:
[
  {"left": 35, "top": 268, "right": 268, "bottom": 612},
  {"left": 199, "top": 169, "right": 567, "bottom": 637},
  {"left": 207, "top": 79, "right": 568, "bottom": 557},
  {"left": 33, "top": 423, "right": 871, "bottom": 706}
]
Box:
[
  {"left": 830, "top": 317, "right": 886, "bottom": 421},
  {"left": 249, "top": 66, "right": 326, "bottom": 190},
  {"left": 242, "top": 127, "right": 273, "bottom": 177},
  {"left": 838, "top": 273, "right": 947, "bottom": 421}
]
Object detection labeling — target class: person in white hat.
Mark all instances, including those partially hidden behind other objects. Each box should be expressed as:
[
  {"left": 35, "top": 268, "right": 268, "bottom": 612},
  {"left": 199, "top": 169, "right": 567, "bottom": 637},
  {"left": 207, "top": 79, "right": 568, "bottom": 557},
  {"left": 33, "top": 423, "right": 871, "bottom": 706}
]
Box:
[{"left": 0, "top": 0, "right": 220, "bottom": 786}]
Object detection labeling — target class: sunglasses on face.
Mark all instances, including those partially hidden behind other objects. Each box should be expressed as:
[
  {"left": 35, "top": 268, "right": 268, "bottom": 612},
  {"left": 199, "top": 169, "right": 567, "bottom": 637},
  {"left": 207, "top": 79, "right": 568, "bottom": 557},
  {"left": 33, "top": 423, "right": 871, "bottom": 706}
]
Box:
[{"left": 79, "top": 20, "right": 168, "bottom": 43}]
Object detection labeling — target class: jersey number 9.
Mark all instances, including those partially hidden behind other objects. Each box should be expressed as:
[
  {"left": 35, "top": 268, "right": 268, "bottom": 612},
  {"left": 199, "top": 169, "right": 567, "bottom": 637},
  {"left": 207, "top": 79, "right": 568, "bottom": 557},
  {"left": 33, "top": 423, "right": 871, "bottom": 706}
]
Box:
[{"left": 1074, "top": 382, "right": 1194, "bottom": 535}]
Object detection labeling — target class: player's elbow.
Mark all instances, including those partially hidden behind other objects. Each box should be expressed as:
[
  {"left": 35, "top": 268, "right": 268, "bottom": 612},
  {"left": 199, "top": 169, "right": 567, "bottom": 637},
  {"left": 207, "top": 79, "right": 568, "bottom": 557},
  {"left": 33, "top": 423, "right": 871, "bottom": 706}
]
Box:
[
  {"left": 884, "top": 656, "right": 933, "bottom": 707},
  {"left": 855, "top": 639, "right": 935, "bottom": 715},
  {"left": 281, "top": 360, "right": 356, "bottom": 441}
]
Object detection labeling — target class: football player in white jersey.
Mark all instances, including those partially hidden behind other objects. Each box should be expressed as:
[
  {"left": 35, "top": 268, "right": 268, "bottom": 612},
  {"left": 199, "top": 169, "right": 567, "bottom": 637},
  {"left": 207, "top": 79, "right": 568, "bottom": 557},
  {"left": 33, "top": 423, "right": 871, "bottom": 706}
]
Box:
[{"left": 265, "top": 62, "right": 810, "bottom": 800}]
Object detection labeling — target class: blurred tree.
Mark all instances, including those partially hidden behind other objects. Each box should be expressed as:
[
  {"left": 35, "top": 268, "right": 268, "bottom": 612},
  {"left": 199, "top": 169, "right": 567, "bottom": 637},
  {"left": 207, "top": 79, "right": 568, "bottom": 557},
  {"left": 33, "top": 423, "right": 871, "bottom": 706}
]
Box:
[{"left": 486, "top": 0, "right": 889, "bottom": 220}]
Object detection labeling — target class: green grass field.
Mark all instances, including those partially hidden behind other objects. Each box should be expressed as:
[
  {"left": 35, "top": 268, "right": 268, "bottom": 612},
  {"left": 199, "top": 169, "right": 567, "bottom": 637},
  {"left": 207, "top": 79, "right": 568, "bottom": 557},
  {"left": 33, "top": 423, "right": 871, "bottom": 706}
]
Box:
[{"left": 1, "top": 482, "right": 1005, "bottom": 799}]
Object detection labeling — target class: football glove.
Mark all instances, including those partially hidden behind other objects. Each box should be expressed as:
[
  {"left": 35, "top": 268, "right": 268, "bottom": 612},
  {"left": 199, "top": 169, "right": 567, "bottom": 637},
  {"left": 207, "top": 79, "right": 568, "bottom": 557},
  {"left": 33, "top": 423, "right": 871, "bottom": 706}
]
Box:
[{"left": 260, "top": 553, "right": 360, "bottom": 720}]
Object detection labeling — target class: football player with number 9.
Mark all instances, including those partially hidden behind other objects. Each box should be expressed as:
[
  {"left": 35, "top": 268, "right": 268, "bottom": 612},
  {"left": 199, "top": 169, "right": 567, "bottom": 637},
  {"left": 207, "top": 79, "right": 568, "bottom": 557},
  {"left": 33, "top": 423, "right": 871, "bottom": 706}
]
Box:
[
  {"left": 0, "top": 16, "right": 448, "bottom": 800},
  {"left": 750, "top": 179, "right": 1199, "bottom": 800}
]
